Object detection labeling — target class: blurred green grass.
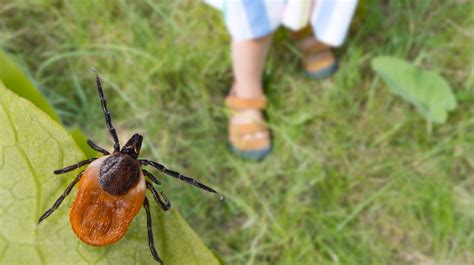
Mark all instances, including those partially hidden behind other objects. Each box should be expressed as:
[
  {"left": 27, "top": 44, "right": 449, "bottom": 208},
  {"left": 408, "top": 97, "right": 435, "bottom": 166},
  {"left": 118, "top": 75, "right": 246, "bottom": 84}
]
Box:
[{"left": 1, "top": 0, "right": 473, "bottom": 264}]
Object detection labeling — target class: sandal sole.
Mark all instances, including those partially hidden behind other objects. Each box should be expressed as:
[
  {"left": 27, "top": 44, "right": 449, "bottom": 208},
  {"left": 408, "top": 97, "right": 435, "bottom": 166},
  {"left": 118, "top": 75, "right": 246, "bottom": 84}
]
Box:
[
  {"left": 229, "top": 144, "right": 272, "bottom": 161},
  {"left": 305, "top": 61, "right": 339, "bottom": 79}
]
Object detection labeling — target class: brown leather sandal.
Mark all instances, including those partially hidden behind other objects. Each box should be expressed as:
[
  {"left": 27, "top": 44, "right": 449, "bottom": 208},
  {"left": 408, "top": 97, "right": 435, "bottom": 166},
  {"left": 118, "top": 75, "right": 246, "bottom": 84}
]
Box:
[
  {"left": 292, "top": 27, "right": 338, "bottom": 79},
  {"left": 225, "top": 92, "right": 272, "bottom": 160}
]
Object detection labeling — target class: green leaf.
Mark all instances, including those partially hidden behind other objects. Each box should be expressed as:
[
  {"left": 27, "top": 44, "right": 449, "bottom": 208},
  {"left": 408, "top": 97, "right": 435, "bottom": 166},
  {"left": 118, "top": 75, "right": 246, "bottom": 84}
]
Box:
[
  {"left": 0, "top": 49, "right": 60, "bottom": 122},
  {"left": 69, "top": 127, "right": 101, "bottom": 158},
  {"left": 0, "top": 82, "right": 220, "bottom": 264},
  {"left": 0, "top": 49, "right": 104, "bottom": 158},
  {"left": 371, "top": 56, "right": 457, "bottom": 123}
]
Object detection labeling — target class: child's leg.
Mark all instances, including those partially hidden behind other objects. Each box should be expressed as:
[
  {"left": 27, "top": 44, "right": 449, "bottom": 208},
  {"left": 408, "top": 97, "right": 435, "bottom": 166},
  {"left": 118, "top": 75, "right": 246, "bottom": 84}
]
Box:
[
  {"left": 231, "top": 34, "right": 273, "bottom": 99},
  {"left": 227, "top": 34, "right": 273, "bottom": 159},
  {"left": 230, "top": 34, "right": 272, "bottom": 138}
]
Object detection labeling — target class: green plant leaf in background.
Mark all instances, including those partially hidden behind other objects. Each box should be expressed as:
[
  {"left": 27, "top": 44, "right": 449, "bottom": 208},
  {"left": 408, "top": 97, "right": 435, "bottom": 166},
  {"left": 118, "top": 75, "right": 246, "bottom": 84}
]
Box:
[
  {"left": 69, "top": 126, "right": 100, "bottom": 158},
  {"left": 0, "top": 49, "right": 97, "bottom": 158},
  {"left": 0, "top": 50, "right": 60, "bottom": 122},
  {"left": 0, "top": 82, "right": 220, "bottom": 264},
  {"left": 371, "top": 56, "right": 457, "bottom": 124}
]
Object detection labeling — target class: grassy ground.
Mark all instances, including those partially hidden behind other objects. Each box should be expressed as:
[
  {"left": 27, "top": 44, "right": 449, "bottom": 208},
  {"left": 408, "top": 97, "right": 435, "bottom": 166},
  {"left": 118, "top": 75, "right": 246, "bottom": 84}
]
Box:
[{"left": 1, "top": 0, "right": 473, "bottom": 264}]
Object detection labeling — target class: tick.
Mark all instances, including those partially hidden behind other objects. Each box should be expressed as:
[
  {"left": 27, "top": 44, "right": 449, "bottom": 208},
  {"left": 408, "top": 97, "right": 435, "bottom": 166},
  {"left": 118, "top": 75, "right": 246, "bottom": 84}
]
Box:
[{"left": 37, "top": 68, "right": 221, "bottom": 264}]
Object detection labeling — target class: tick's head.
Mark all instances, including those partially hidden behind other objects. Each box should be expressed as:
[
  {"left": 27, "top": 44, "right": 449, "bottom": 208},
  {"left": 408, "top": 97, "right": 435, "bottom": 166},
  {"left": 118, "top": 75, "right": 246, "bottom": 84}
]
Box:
[{"left": 121, "top": 133, "right": 143, "bottom": 159}]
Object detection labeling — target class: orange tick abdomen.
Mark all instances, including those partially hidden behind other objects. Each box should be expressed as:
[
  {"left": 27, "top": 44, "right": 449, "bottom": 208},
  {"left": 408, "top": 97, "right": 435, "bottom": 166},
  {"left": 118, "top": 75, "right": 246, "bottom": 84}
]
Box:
[{"left": 70, "top": 156, "right": 146, "bottom": 246}]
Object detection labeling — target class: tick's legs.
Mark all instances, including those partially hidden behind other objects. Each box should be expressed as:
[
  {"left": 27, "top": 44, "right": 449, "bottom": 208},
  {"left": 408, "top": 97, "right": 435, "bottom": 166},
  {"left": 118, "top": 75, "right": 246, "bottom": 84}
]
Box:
[
  {"left": 142, "top": 169, "right": 161, "bottom": 185},
  {"left": 37, "top": 171, "right": 84, "bottom": 224},
  {"left": 144, "top": 171, "right": 170, "bottom": 210},
  {"left": 143, "top": 197, "right": 163, "bottom": 264},
  {"left": 146, "top": 181, "right": 171, "bottom": 211},
  {"left": 53, "top": 158, "right": 96, "bottom": 175},
  {"left": 139, "top": 159, "right": 222, "bottom": 198},
  {"left": 91, "top": 67, "right": 120, "bottom": 153},
  {"left": 87, "top": 139, "right": 110, "bottom": 155}
]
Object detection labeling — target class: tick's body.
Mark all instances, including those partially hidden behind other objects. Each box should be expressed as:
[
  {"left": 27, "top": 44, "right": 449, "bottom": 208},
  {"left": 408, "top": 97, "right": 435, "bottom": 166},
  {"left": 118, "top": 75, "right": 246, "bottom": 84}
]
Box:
[
  {"left": 70, "top": 155, "right": 145, "bottom": 246},
  {"left": 37, "top": 68, "right": 220, "bottom": 264}
]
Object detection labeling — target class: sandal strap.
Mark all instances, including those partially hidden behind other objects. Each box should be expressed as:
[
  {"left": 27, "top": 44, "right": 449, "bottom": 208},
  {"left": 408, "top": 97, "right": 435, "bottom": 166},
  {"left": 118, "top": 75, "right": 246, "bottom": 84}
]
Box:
[
  {"left": 229, "top": 123, "right": 270, "bottom": 150},
  {"left": 225, "top": 96, "right": 267, "bottom": 110},
  {"left": 230, "top": 123, "right": 268, "bottom": 137},
  {"left": 304, "top": 51, "right": 335, "bottom": 71},
  {"left": 296, "top": 37, "right": 331, "bottom": 55},
  {"left": 230, "top": 136, "right": 270, "bottom": 150},
  {"left": 225, "top": 90, "right": 271, "bottom": 151}
]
